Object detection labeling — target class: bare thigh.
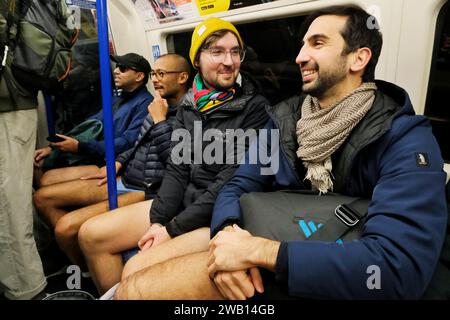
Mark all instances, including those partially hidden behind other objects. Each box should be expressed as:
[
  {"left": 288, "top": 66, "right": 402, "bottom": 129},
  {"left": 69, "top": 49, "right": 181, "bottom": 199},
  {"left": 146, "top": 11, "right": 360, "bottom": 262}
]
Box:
[
  {"left": 122, "top": 227, "right": 210, "bottom": 279},
  {"left": 117, "top": 252, "right": 222, "bottom": 300},
  {"left": 60, "top": 191, "right": 145, "bottom": 234},
  {"left": 36, "top": 178, "right": 109, "bottom": 208},
  {"left": 40, "top": 165, "right": 100, "bottom": 186},
  {"left": 80, "top": 200, "right": 153, "bottom": 254}
]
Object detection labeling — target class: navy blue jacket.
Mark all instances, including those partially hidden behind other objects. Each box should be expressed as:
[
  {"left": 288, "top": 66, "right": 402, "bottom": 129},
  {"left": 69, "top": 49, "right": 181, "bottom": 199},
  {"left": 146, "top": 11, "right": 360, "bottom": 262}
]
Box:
[
  {"left": 211, "top": 81, "right": 448, "bottom": 299},
  {"left": 78, "top": 85, "right": 152, "bottom": 158}
]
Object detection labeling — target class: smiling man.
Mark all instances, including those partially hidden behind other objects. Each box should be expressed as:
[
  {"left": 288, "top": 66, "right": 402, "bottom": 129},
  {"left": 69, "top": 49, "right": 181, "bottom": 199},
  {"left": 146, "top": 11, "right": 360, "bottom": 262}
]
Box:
[
  {"left": 112, "top": 6, "right": 446, "bottom": 300},
  {"left": 78, "top": 17, "right": 269, "bottom": 296}
]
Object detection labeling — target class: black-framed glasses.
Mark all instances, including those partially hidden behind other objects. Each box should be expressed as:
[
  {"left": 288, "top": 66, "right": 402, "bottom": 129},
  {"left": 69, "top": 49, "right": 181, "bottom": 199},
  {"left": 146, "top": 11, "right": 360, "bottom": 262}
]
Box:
[
  {"left": 150, "top": 69, "right": 184, "bottom": 80},
  {"left": 202, "top": 47, "right": 246, "bottom": 63},
  {"left": 116, "top": 64, "right": 137, "bottom": 73}
]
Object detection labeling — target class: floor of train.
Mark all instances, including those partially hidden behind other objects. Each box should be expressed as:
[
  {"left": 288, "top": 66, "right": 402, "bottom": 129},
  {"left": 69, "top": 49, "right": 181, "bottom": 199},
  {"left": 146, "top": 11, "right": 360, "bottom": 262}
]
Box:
[{"left": 0, "top": 211, "right": 100, "bottom": 300}]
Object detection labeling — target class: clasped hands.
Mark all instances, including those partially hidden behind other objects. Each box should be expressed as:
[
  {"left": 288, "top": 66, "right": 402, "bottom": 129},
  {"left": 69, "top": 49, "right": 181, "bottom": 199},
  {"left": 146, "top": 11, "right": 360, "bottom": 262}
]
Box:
[{"left": 207, "top": 224, "right": 265, "bottom": 300}]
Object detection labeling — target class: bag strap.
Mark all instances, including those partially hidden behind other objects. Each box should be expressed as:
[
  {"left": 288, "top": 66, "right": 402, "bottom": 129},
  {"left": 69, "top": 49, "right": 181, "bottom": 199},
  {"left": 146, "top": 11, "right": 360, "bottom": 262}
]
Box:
[
  {"left": 1, "top": 0, "right": 15, "bottom": 70},
  {"left": 307, "top": 198, "right": 370, "bottom": 242}
]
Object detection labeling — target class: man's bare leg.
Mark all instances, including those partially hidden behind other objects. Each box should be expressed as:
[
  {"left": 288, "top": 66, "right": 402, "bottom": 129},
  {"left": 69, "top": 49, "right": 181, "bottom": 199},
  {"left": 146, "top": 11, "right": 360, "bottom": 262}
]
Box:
[
  {"left": 55, "top": 191, "right": 145, "bottom": 269},
  {"left": 78, "top": 200, "right": 152, "bottom": 295},
  {"left": 121, "top": 227, "right": 210, "bottom": 280},
  {"left": 34, "top": 178, "right": 110, "bottom": 227},
  {"left": 115, "top": 252, "right": 223, "bottom": 300},
  {"left": 39, "top": 165, "right": 99, "bottom": 187}
]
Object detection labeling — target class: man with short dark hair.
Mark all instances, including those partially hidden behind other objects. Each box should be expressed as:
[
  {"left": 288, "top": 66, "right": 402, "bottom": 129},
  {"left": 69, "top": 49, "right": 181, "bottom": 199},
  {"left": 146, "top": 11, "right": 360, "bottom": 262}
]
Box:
[{"left": 114, "top": 6, "right": 447, "bottom": 300}]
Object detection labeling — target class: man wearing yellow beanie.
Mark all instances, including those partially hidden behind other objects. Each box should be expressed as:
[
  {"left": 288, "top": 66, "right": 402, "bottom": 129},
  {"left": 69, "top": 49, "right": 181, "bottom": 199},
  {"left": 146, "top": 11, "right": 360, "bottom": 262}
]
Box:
[{"left": 79, "top": 17, "right": 270, "bottom": 297}]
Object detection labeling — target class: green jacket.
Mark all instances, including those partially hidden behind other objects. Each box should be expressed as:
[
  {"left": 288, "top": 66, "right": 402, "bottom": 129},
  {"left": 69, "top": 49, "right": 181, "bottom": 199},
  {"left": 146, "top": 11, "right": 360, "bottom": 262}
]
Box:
[{"left": 0, "top": 64, "right": 38, "bottom": 112}]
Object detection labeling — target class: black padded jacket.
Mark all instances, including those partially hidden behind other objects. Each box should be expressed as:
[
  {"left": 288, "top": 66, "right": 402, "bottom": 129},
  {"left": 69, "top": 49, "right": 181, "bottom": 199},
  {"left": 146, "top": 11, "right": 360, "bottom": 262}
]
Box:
[{"left": 149, "top": 74, "right": 270, "bottom": 237}]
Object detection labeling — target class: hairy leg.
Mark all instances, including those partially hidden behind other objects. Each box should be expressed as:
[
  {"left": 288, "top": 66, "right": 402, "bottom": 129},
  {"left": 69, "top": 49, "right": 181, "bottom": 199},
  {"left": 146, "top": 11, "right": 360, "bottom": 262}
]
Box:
[
  {"left": 115, "top": 252, "right": 223, "bottom": 300},
  {"left": 39, "top": 165, "right": 99, "bottom": 187},
  {"left": 34, "top": 178, "right": 110, "bottom": 227},
  {"left": 78, "top": 200, "right": 152, "bottom": 295},
  {"left": 121, "top": 227, "right": 210, "bottom": 280},
  {"left": 55, "top": 191, "right": 145, "bottom": 269}
]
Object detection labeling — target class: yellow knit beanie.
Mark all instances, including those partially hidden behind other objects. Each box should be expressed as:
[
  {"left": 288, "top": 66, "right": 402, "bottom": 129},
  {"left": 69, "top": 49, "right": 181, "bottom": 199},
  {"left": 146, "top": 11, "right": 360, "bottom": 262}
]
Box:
[{"left": 189, "top": 17, "right": 243, "bottom": 67}]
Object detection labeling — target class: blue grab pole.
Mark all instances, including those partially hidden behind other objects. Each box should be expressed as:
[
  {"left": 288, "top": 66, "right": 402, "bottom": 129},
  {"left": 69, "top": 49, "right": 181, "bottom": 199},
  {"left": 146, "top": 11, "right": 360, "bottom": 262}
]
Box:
[
  {"left": 96, "top": 0, "right": 118, "bottom": 210},
  {"left": 43, "top": 94, "right": 55, "bottom": 136}
]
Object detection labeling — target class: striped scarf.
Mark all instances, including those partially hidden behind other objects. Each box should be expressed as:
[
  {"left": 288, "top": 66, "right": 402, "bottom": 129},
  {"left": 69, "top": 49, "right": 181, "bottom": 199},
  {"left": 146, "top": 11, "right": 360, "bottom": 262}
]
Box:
[
  {"left": 296, "top": 82, "right": 377, "bottom": 193},
  {"left": 193, "top": 74, "right": 236, "bottom": 113}
]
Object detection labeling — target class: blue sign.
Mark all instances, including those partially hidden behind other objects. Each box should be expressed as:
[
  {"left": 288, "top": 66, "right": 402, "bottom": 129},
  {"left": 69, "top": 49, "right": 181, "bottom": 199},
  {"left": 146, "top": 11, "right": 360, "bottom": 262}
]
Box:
[
  {"left": 67, "top": 0, "right": 97, "bottom": 10},
  {"left": 152, "top": 45, "right": 161, "bottom": 60}
]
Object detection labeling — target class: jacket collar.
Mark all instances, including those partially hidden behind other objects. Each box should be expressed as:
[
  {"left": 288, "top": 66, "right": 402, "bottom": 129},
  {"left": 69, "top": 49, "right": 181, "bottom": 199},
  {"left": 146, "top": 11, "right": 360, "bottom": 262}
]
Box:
[{"left": 118, "top": 84, "right": 148, "bottom": 100}]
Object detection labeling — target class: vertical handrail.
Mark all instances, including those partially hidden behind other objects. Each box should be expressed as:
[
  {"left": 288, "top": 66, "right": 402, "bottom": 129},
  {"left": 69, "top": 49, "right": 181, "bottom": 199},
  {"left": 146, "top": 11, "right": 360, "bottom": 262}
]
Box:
[
  {"left": 96, "top": 0, "right": 118, "bottom": 210},
  {"left": 43, "top": 94, "right": 55, "bottom": 136}
]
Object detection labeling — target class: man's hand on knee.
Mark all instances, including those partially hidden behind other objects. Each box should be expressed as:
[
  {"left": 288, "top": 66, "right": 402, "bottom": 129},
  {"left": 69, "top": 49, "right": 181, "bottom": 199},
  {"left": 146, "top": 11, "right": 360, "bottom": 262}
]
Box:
[{"left": 138, "top": 223, "right": 171, "bottom": 251}]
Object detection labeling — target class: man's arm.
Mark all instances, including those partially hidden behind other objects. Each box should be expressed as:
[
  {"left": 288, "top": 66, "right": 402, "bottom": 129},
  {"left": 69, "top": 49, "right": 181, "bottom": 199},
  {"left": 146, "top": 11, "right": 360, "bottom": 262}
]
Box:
[
  {"left": 210, "top": 119, "right": 278, "bottom": 236},
  {"left": 147, "top": 117, "right": 176, "bottom": 163},
  {"left": 278, "top": 119, "right": 447, "bottom": 299},
  {"left": 150, "top": 108, "right": 190, "bottom": 226},
  {"left": 79, "top": 96, "right": 151, "bottom": 157}
]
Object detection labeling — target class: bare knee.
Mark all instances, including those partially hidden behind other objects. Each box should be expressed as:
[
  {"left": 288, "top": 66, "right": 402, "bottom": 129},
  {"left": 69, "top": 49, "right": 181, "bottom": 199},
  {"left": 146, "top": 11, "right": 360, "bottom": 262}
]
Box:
[
  {"left": 55, "top": 215, "right": 79, "bottom": 244},
  {"left": 78, "top": 218, "right": 101, "bottom": 254},
  {"left": 33, "top": 187, "right": 55, "bottom": 211},
  {"left": 121, "top": 255, "right": 142, "bottom": 281}
]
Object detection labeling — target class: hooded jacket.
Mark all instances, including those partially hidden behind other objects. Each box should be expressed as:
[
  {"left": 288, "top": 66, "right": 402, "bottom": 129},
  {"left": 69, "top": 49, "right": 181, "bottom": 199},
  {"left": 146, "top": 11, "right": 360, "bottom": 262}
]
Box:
[
  {"left": 150, "top": 74, "right": 270, "bottom": 237},
  {"left": 211, "top": 80, "right": 448, "bottom": 299}
]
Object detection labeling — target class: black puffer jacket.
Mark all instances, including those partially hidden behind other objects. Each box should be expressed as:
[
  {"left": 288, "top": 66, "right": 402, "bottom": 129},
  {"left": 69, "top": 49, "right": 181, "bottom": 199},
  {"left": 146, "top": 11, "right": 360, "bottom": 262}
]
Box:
[
  {"left": 116, "top": 104, "right": 178, "bottom": 191},
  {"left": 150, "top": 75, "right": 270, "bottom": 237}
]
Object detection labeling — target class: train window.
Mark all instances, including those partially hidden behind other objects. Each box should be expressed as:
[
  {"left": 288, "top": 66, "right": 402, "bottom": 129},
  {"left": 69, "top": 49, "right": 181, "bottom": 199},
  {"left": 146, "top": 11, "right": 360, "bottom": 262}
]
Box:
[
  {"left": 425, "top": 2, "right": 450, "bottom": 161},
  {"left": 167, "top": 15, "right": 304, "bottom": 105}
]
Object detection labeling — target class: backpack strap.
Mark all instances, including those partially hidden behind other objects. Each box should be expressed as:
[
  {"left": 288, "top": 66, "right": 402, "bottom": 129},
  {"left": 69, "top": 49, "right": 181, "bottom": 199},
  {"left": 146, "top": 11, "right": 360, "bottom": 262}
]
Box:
[
  {"left": 1, "top": 0, "right": 30, "bottom": 69},
  {"left": 1, "top": 0, "right": 15, "bottom": 69},
  {"left": 307, "top": 198, "right": 370, "bottom": 242}
]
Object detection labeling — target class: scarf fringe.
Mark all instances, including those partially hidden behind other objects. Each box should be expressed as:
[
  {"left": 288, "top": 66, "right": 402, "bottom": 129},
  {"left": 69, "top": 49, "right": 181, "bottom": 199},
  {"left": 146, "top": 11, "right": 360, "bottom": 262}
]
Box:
[{"left": 303, "top": 158, "right": 333, "bottom": 194}]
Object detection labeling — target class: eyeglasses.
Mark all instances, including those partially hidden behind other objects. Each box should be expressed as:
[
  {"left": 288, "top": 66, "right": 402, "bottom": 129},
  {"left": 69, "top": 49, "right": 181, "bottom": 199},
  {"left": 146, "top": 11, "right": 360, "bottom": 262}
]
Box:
[
  {"left": 150, "top": 69, "right": 184, "bottom": 80},
  {"left": 116, "top": 64, "right": 137, "bottom": 73},
  {"left": 202, "top": 47, "right": 246, "bottom": 63}
]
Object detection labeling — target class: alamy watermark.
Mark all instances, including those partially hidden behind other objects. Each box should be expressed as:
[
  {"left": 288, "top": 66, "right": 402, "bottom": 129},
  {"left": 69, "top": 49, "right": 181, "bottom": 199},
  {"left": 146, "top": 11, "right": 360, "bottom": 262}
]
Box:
[
  {"left": 66, "top": 265, "right": 81, "bottom": 290},
  {"left": 170, "top": 121, "right": 280, "bottom": 175},
  {"left": 366, "top": 265, "right": 382, "bottom": 290},
  {"left": 366, "top": 5, "right": 382, "bottom": 30}
]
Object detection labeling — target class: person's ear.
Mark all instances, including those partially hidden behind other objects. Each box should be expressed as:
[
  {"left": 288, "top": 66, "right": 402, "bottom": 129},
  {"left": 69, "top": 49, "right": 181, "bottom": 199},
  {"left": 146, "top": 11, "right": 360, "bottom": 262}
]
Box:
[
  {"left": 178, "top": 72, "right": 189, "bottom": 85},
  {"left": 135, "top": 71, "right": 145, "bottom": 83},
  {"left": 350, "top": 47, "right": 372, "bottom": 74}
]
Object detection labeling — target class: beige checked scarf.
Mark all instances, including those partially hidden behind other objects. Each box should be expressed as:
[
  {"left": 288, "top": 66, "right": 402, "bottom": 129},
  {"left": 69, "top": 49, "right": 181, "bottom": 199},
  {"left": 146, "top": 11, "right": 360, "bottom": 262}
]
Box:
[{"left": 296, "top": 82, "right": 377, "bottom": 193}]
